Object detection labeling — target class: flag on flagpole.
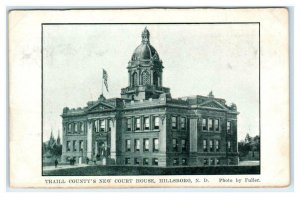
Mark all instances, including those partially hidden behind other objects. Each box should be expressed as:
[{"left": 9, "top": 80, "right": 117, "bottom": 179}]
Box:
[{"left": 103, "top": 69, "right": 109, "bottom": 92}]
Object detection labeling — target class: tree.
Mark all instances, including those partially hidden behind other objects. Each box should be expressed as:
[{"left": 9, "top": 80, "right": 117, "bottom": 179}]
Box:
[
  {"left": 238, "top": 133, "right": 260, "bottom": 160},
  {"left": 43, "top": 130, "right": 63, "bottom": 158}
]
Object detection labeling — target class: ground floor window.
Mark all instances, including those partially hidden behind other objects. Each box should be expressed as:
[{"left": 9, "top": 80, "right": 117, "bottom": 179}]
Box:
[
  {"left": 134, "top": 158, "right": 140, "bottom": 165},
  {"left": 143, "top": 158, "right": 149, "bottom": 165},
  {"left": 182, "top": 158, "right": 187, "bottom": 165},
  {"left": 203, "top": 158, "right": 208, "bottom": 166},
  {"left": 173, "top": 158, "right": 179, "bottom": 165},
  {"left": 210, "top": 158, "right": 215, "bottom": 165},
  {"left": 152, "top": 158, "right": 158, "bottom": 166},
  {"left": 216, "top": 158, "right": 220, "bottom": 165},
  {"left": 125, "top": 158, "right": 130, "bottom": 165}
]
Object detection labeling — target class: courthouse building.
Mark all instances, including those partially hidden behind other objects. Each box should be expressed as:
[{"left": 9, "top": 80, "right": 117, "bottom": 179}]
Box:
[{"left": 61, "top": 28, "right": 239, "bottom": 166}]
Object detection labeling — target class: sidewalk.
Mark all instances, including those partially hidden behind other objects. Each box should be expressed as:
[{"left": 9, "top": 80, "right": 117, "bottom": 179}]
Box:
[
  {"left": 43, "top": 160, "right": 108, "bottom": 171},
  {"left": 43, "top": 164, "right": 91, "bottom": 171},
  {"left": 239, "top": 161, "right": 260, "bottom": 166}
]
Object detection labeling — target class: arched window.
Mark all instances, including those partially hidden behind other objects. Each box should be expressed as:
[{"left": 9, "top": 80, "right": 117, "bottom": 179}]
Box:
[
  {"left": 141, "top": 71, "right": 150, "bottom": 85},
  {"left": 132, "top": 72, "right": 138, "bottom": 86},
  {"left": 153, "top": 71, "right": 159, "bottom": 86}
]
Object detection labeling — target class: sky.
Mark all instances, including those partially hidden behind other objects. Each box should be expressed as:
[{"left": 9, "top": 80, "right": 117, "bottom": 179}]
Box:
[{"left": 43, "top": 24, "right": 259, "bottom": 142}]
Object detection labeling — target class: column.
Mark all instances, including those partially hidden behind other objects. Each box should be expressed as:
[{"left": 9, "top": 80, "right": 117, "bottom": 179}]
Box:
[
  {"left": 95, "top": 141, "right": 98, "bottom": 156},
  {"left": 150, "top": 70, "right": 153, "bottom": 85},
  {"left": 87, "top": 120, "right": 93, "bottom": 159},
  {"left": 158, "top": 115, "right": 167, "bottom": 166},
  {"left": 110, "top": 118, "right": 117, "bottom": 164},
  {"left": 189, "top": 116, "right": 198, "bottom": 165},
  {"left": 128, "top": 71, "right": 131, "bottom": 87}
]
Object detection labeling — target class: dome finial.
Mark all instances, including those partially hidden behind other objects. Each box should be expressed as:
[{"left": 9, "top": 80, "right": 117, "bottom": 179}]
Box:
[{"left": 141, "top": 27, "right": 150, "bottom": 44}]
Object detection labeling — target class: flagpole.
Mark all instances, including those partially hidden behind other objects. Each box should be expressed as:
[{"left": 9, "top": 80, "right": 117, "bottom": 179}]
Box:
[{"left": 101, "top": 68, "right": 103, "bottom": 96}]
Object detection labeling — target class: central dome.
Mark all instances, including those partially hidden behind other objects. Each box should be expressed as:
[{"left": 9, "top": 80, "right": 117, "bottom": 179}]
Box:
[{"left": 131, "top": 27, "right": 160, "bottom": 61}]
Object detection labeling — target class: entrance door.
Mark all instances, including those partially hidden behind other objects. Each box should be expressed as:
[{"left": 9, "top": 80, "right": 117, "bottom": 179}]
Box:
[{"left": 99, "top": 141, "right": 107, "bottom": 165}]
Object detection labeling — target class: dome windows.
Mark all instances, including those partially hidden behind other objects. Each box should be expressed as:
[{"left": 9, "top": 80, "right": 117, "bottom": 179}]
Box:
[
  {"left": 132, "top": 72, "right": 138, "bottom": 87},
  {"left": 141, "top": 71, "right": 150, "bottom": 85}
]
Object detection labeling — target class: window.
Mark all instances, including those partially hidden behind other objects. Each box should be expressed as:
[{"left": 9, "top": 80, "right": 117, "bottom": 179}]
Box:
[
  {"left": 132, "top": 72, "right": 138, "bottom": 86},
  {"left": 216, "top": 158, "right": 220, "bottom": 165},
  {"left": 135, "top": 118, "right": 141, "bottom": 130},
  {"left": 152, "top": 158, "right": 158, "bottom": 166},
  {"left": 125, "top": 139, "right": 131, "bottom": 152},
  {"left": 227, "top": 121, "right": 231, "bottom": 133},
  {"left": 172, "top": 139, "right": 178, "bottom": 152},
  {"left": 141, "top": 71, "right": 150, "bottom": 85},
  {"left": 180, "top": 117, "right": 186, "bottom": 130},
  {"left": 143, "top": 139, "right": 149, "bottom": 152},
  {"left": 73, "top": 140, "right": 77, "bottom": 151},
  {"left": 173, "top": 158, "right": 179, "bottom": 165},
  {"left": 127, "top": 118, "right": 132, "bottom": 131},
  {"left": 203, "top": 139, "right": 207, "bottom": 152},
  {"left": 154, "top": 116, "right": 160, "bottom": 129},
  {"left": 171, "top": 116, "right": 177, "bottom": 130},
  {"left": 153, "top": 138, "right": 159, "bottom": 152},
  {"left": 125, "top": 158, "right": 130, "bottom": 165},
  {"left": 202, "top": 118, "right": 207, "bottom": 131},
  {"left": 215, "top": 140, "right": 220, "bottom": 152},
  {"left": 108, "top": 120, "right": 112, "bottom": 131},
  {"left": 182, "top": 158, "right": 187, "bottom": 165},
  {"left": 67, "top": 141, "right": 71, "bottom": 151},
  {"left": 79, "top": 140, "right": 83, "bottom": 152},
  {"left": 214, "top": 119, "right": 219, "bottom": 131},
  {"left": 209, "top": 140, "right": 214, "bottom": 152},
  {"left": 95, "top": 120, "right": 99, "bottom": 132},
  {"left": 134, "top": 158, "right": 140, "bottom": 165},
  {"left": 153, "top": 71, "right": 159, "bottom": 86},
  {"left": 210, "top": 158, "right": 215, "bottom": 166},
  {"left": 75, "top": 123, "right": 78, "bottom": 132},
  {"left": 181, "top": 139, "right": 187, "bottom": 152},
  {"left": 203, "top": 158, "right": 208, "bottom": 166},
  {"left": 143, "top": 158, "right": 149, "bottom": 165},
  {"left": 68, "top": 123, "right": 72, "bottom": 132},
  {"left": 134, "top": 139, "right": 140, "bottom": 152},
  {"left": 208, "top": 118, "right": 213, "bottom": 131},
  {"left": 100, "top": 120, "right": 105, "bottom": 132},
  {"left": 78, "top": 123, "right": 81, "bottom": 132},
  {"left": 144, "top": 117, "right": 150, "bottom": 130},
  {"left": 80, "top": 122, "right": 84, "bottom": 132},
  {"left": 227, "top": 141, "right": 231, "bottom": 152}
]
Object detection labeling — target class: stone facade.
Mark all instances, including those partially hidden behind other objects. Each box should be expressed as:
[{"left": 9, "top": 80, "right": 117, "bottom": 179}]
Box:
[{"left": 61, "top": 28, "right": 239, "bottom": 166}]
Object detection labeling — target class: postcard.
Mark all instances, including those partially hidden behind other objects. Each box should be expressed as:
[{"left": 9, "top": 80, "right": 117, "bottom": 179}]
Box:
[{"left": 8, "top": 8, "right": 289, "bottom": 188}]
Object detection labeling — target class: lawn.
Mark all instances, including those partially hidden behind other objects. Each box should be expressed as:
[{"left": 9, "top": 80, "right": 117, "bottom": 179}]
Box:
[{"left": 43, "top": 165, "right": 260, "bottom": 176}]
